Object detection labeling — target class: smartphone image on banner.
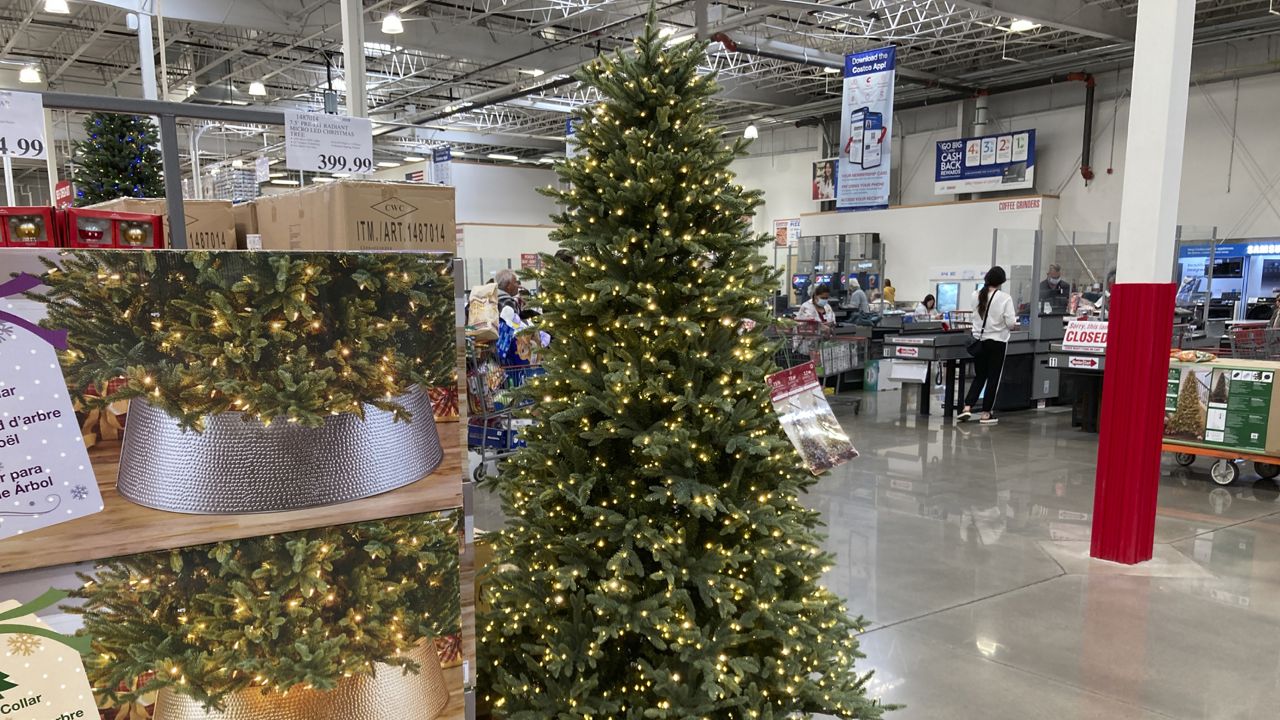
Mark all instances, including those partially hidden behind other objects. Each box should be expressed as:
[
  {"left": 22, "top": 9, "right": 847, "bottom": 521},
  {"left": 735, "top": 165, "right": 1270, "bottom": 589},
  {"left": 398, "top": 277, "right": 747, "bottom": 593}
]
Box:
[
  {"left": 845, "top": 107, "right": 867, "bottom": 166},
  {"left": 861, "top": 111, "right": 883, "bottom": 170}
]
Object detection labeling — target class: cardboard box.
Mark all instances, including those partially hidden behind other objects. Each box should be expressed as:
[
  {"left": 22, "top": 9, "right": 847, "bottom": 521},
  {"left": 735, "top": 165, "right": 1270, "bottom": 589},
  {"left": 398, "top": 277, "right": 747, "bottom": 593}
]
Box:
[
  {"left": 1166, "top": 359, "right": 1280, "bottom": 456},
  {"left": 62, "top": 208, "right": 163, "bottom": 249},
  {"left": 232, "top": 201, "right": 257, "bottom": 248},
  {"left": 253, "top": 180, "right": 454, "bottom": 252},
  {"left": 88, "top": 198, "right": 237, "bottom": 250},
  {"left": 0, "top": 207, "right": 59, "bottom": 247}
]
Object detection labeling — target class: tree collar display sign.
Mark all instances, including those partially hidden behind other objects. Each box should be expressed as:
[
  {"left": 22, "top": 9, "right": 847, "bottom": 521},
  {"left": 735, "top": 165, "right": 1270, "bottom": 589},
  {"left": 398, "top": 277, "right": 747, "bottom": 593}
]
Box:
[
  {"left": 0, "top": 274, "right": 103, "bottom": 541},
  {"left": 0, "top": 589, "right": 97, "bottom": 720}
]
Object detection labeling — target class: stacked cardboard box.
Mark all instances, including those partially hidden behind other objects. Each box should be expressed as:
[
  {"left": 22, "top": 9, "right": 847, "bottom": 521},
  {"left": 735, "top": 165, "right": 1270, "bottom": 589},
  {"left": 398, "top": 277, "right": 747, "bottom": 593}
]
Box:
[
  {"left": 88, "top": 198, "right": 237, "bottom": 250},
  {"left": 253, "top": 180, "right": 455, "bottom": 252}
]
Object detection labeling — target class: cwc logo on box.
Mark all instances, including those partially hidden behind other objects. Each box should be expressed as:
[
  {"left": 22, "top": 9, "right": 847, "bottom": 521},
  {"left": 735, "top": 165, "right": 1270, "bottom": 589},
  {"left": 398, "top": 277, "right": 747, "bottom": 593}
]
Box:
[{"left": 370, "top": 197, "right": 419, "bottom": 220}]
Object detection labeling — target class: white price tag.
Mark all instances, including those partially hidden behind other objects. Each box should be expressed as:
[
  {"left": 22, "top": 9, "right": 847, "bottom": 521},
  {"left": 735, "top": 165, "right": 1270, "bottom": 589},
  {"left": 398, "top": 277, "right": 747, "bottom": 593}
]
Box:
[
  {"left": 284, "top": 111, "right": 373, "bottom": 174},
  {"left": 0, "top": 91, "right": 48, "bottom": 161}
]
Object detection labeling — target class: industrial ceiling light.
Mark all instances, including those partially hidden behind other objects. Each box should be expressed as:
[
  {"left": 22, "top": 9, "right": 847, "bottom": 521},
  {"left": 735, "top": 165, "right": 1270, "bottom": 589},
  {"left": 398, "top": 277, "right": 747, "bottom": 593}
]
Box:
[
  {"left": 377, "top": 161, "right": 402, "bottom": 168},
  {"left": 487, "top": 153, "right": 519, "bottom": 162},
  {"left": 45, "top": 0, "right": 70, "bottom": 14},
  {"left": 18, "top": 65, "right": 41, "bottom": 84},
  {"left": 519, "top": 68, "right": 545, "bottom": 77},
  {"left": 451, "top": 150, "right": 467, "bottom": 157},
  {"left": 404, "top": 155, "right": 425, "bottom": 162},
  {"left": 823, "top": 66, "right": 840, "bottom": 74},
  {"left": 743, "top": 124, "right": 759, "bottom": 140},
  {"left": 1008, "top": 18, "right": 1040, "bottom": 32},
  {"left": 382, "top": 12, "right": 404, "bottom": 34},
  {"left": 248, "top": 80, "right": 267, "bottom": 96}
]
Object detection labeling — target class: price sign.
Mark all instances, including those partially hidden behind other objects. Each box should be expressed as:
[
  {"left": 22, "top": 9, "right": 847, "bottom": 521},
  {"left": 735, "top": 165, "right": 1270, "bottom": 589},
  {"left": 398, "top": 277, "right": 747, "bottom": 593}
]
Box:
[
  {"left": 283, "top": 110, "right": 373, "bottom": 174},
  {"left": 0, "top": 91, "right": 47, "bottom": 160}
]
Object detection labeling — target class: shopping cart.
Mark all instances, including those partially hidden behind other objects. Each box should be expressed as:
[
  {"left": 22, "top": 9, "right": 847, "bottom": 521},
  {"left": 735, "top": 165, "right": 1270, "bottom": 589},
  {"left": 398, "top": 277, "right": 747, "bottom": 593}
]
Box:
[
  {"left": 769, "top": 320, "right": 864, "bottom": 414},
  {"left": 466, "top": 339, "right": 543, "bottom": 482}
]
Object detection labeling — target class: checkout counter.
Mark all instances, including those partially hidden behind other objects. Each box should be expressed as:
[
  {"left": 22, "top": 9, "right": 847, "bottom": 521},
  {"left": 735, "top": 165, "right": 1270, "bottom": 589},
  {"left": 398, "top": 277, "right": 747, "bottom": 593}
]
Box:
[{"left": 885, "top": 328, "right": 1039, "bottom": 417}]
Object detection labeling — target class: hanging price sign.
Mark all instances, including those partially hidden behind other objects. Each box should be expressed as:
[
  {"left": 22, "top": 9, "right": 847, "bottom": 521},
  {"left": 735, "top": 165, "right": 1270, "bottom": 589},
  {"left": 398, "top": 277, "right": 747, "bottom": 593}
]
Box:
[
  {"left": 0, "top": 91, "right": 47, "bottom": 161},
  {"left": 284, "top": 111, "right": 373, "bottom": 174}
]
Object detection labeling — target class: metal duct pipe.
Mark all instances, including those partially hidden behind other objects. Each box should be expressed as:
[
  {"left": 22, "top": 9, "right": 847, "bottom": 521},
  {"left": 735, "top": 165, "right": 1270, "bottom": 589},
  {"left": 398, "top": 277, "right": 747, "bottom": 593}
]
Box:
[
  {"left": 972, "top": 92, "right": 989, "bottom": 136},
  {"left": 1072, "top": 72, "right": 1097, "bottom": 181}
]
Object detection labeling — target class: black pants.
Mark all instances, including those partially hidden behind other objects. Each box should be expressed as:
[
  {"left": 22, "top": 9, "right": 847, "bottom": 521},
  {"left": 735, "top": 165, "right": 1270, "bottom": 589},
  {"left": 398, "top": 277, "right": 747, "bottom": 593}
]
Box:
[{"left": 964, "top": 339, "right": 1007, "bottom": 413}]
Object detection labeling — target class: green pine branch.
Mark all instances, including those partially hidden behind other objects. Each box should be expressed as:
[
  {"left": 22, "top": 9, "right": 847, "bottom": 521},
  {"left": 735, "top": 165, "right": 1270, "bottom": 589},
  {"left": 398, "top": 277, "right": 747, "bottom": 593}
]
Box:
[
  {"left": 67, "top": 511, "right": 461, "bottom": 710},
  {"left": 32, "top": 250, "right": 454, "bottom": 430},
  {"left": 479, "top": 14, "right": 891, "bottom": 720}
]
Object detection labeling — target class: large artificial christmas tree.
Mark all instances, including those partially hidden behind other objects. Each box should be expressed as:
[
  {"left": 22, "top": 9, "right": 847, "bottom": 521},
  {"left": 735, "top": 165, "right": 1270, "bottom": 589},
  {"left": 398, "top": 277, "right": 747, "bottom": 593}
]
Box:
[
  {"left": 72, "top": 112, "right": 165, "bottom": 206},
  {"left": 479, "top": 16, "right": 887, "bottom": 720}
]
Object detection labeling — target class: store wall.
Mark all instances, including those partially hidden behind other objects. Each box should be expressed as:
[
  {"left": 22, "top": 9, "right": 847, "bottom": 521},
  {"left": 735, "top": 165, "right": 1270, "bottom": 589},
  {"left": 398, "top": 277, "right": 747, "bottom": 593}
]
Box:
[
  {"left": 799, "top": 197, "right": 1047, "bottom": 302},
  {"left": 369, "top": 161, "right": 557, "bottom": 225},
  {"left": 734, "top": 50, "right": 1280, "bottom": 278}
]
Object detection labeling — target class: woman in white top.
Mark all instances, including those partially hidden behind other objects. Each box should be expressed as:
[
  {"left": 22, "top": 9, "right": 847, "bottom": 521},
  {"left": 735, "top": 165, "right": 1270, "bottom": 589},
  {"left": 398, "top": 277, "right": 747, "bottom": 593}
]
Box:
[
  {"left": 793, "top": 283, "right": 835, "bottom": 356},
  {"left": 913, "top": 294, "right": 942, "bottom": 321},
  {"left": 958, "top": 266, "right": 1017, "bottom": 425}
]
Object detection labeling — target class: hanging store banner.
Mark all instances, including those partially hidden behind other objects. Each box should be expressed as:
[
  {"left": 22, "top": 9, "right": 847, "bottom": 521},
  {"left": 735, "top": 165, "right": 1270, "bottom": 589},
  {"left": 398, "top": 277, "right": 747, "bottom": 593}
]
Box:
[
  {"left": 431, "top": 147, "right": 453, "bottom": 186},
  {"left": 836, "top": 47, "right": 895, "bottom": 210},
  {"left": 935, "top": 129, "right": 1036, "bottom": 194}
]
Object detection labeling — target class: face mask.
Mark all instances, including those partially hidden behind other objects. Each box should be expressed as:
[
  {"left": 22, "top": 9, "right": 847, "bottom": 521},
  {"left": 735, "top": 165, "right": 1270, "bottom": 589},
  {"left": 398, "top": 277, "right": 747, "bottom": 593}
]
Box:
[
  {"left": 1048, "top": 277, "right": 1060, "bottom": 285},
  {"left": 817, "top": 298, "right": 830, "bottom": 308}
]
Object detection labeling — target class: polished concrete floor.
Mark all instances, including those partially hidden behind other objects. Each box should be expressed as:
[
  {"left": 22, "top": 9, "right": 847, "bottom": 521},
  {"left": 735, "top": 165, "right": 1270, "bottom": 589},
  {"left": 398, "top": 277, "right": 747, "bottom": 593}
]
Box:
[{"left": 476, "top": 389, "right": 1280, "bottom": 719}]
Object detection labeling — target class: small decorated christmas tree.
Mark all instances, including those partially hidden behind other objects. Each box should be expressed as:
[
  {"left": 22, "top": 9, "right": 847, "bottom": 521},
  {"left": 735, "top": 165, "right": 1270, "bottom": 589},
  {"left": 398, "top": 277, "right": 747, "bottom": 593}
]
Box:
[
  {"left": 479, "top": 14, "right": 887, "bottom": 719},
  {"left": 35, "top": 250, "right": 454, "bottom": 430},
  {"left": 72, "top": 112, "right": 165, "bottom": 206}
]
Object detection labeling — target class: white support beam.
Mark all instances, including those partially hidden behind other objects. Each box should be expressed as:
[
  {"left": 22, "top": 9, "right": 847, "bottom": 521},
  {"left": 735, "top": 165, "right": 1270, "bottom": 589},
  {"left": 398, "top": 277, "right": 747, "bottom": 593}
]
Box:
[
  {"left": 949, "top": 0, "right": 1136, "bottom": 43},
  {"left": 339, "top": 0, "right": 366, "bottom": 117},
  {"left": 136, "top": 12, "right": 157, "bottom": 100},
  {"left": 1115, "top": 0, "right": 1194, "bottom": 281}
]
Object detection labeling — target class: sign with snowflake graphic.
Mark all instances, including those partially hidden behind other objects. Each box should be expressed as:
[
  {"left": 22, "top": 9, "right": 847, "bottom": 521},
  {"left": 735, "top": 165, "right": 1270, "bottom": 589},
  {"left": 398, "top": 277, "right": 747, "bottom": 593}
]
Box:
[
  {"left": 0, "top": 591, "right": 97, "bottom": 718},
  {"left": 0, "top": 275, "right": 103, "bottom": 542}
]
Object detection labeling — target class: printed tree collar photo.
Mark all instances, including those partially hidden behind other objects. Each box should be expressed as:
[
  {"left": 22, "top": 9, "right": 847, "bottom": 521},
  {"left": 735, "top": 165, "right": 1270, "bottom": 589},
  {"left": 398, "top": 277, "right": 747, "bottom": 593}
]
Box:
[
  {"left": 32, "top": 250, "right": 456, "bottom": 432},
  {"left": 69, "top": 511, "right": 461, "bottom": 714}
]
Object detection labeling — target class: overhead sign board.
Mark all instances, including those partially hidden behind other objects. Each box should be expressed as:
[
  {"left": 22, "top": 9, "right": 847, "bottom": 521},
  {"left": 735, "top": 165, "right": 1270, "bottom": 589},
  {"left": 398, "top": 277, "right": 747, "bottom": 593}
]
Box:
[{"left": 935, "top": 129, "right": 1035, "bottom": 195}]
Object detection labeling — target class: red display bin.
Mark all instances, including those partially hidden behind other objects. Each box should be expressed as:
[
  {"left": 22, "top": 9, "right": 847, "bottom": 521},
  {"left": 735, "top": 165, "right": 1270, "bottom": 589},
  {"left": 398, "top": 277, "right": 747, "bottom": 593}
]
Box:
[
  {"left": 0, "top": 206, "right": 59, "bottom": 247},
  {"left": 62, "top": 208, "right": 163, "bottom": 249}
]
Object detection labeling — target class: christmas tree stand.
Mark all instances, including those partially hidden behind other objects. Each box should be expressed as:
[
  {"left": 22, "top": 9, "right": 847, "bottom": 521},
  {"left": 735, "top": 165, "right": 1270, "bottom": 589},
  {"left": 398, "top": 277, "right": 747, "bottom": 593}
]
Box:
[
  {"left": 116, "top": 388, "right": 443, "bottom": 514},
  {"left": 151, "top": 639, "right": 450, "bottom": 720}
]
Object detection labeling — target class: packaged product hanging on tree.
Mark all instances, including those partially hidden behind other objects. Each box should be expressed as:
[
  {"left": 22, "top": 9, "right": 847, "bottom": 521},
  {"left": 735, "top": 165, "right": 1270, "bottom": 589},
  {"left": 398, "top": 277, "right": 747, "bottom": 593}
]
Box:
[{"left": 766, "top": 361, "right": 859, "bottom": 474}]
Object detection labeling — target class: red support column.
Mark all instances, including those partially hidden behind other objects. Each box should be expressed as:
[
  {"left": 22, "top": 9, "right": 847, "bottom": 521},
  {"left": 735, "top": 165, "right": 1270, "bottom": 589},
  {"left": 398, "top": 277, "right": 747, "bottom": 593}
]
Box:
[{"left": 1090, "top": 283, "right": 1176, "bottom": 564}]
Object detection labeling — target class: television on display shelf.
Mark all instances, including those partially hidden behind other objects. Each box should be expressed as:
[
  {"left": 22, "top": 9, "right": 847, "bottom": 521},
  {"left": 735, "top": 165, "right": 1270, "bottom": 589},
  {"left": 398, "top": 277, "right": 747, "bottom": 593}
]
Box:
[{"left": 1211, "top": 257, "right": 1244, "bottom": 278}]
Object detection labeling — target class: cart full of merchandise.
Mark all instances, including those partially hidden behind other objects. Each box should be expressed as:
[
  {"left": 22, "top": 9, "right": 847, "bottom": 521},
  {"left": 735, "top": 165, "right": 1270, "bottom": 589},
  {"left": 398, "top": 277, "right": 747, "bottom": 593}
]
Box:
[
  {"left": 466, "top": 337, "right": 544, "bottom": 482},
  {"left": 1163, "top": 351, "right": 1280, "bottom": 485}
]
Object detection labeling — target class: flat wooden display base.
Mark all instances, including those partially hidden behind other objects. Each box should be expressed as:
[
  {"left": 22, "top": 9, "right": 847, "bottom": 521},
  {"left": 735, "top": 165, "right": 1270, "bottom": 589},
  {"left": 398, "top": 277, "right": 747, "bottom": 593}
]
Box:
[{"left": 0, "top": 423, "right": 464, "bottom": 574}]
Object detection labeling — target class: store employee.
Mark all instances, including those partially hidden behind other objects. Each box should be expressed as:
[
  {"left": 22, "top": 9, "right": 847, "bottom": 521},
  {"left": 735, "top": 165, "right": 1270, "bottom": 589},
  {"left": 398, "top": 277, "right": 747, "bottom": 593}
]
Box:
[{"left": 1039, "top": 264, "right": 1069, "bottom": 313}]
